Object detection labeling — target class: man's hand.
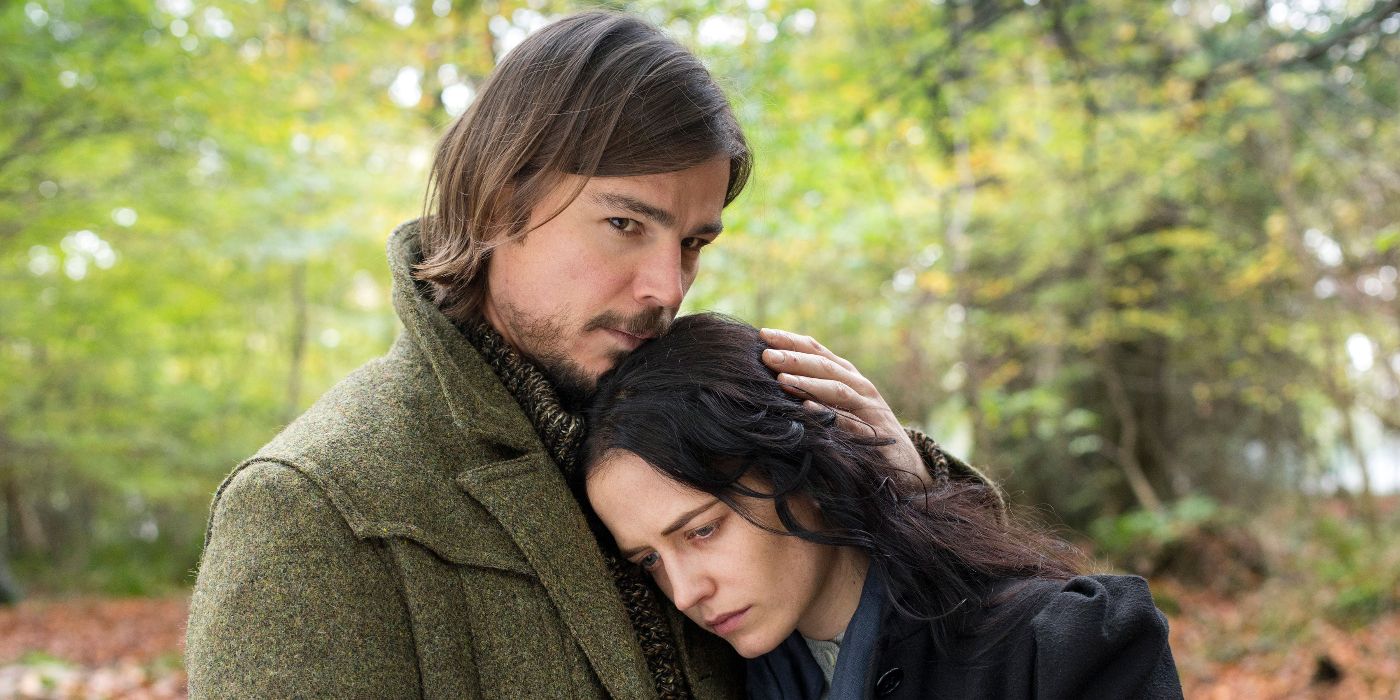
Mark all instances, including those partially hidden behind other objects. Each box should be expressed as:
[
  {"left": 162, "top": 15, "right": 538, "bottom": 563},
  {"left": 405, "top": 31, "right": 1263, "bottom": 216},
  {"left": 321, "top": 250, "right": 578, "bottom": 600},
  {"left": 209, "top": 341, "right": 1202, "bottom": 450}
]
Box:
[{"left": 758, "top": 327, "right": 930, "bottom": 487}]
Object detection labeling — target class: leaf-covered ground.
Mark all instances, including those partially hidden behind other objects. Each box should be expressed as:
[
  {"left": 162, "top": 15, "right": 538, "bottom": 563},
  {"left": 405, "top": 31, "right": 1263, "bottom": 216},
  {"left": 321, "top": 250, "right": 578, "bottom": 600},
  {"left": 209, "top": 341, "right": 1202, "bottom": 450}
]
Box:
[
  {"left": 1166, "top": 579, "right": 1400, "bottom": 699},
  {"left": 1, "top": 587, "right": 1397, "bottom": 699},
  {"left": 0, "top": 598, "right": 187, "bottom": 699}
]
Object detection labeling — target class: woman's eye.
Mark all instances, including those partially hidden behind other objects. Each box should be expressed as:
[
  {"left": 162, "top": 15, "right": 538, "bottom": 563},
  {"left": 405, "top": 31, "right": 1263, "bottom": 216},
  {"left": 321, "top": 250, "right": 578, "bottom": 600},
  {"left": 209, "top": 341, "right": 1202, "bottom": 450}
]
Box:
[
  {"left": 688, "top": 522, "right": 718, "bottom": 540},
  {"left": 638, "top": 552, "right": 661, "bottom": 571},
  {"left": 607, "top": 217, "right": 640, "bottom": 233}
]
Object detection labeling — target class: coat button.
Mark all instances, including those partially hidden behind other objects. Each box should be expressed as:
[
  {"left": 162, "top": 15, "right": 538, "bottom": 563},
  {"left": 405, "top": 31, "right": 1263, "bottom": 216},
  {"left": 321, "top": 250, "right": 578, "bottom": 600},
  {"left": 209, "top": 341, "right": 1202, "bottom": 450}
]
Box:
[{"left": 875, "top": 667, "right": 903, "bottom": 696}]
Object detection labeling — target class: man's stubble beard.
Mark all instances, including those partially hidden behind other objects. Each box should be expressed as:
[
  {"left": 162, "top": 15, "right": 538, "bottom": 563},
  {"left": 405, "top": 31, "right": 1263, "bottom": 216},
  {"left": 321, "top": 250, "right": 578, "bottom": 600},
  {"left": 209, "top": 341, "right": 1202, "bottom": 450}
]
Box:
[{"left": 497, "top": 302, "right": 673, "bottom": 409}]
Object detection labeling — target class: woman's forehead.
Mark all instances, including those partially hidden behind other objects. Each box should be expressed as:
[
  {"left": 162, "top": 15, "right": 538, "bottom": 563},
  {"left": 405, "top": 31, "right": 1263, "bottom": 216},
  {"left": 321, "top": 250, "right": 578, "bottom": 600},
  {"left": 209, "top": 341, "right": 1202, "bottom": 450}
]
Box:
[
  {"left": 587, "top": 452, "right": 709, "bottom": 510},
  {"left": 587, "top": 452, "right": 719, "bottom": 545}
]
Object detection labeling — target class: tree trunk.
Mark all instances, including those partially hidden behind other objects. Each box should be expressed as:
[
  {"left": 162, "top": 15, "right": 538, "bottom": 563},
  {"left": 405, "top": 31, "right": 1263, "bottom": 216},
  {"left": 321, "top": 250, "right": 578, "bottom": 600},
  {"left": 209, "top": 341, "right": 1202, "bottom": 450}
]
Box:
[
  {"left": 1097, "top": 346, "right": 1165, "bottom": 512},
  {"left": 286, "top": 262, "right": 308, "bottom": 421},
  {"left": 0, "top": 469, "right": 24, "bottom": 604}
]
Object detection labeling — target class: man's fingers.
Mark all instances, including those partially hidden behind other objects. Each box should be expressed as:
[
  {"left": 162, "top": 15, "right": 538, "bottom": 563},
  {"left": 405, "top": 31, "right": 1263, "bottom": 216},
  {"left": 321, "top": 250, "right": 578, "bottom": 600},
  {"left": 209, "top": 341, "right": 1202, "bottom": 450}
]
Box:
[
  {"left": 799, "top": 400, "right": 883, "bottom": 439},
  {"left": 832, "top": 410, "right": 880, "bottom": 438},
  {"left": 759, "top": 327, "right": 857, "bottom": 372},
  {"left": 763, "top": 328, "right": 917, "bottom": 475},
  {"left": 762, "top": 348, "right": 867, "bottom": 390},
  {"left": 776, "top": 372, "right": 865, "bottom": 409}
]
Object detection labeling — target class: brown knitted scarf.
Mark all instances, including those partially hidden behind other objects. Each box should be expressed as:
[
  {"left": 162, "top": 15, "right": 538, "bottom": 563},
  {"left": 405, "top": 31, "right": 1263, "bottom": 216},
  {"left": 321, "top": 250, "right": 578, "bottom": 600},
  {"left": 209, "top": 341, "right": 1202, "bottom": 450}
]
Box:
[{"left": 459, "top": 318, "right": 691, "bottom": 700}]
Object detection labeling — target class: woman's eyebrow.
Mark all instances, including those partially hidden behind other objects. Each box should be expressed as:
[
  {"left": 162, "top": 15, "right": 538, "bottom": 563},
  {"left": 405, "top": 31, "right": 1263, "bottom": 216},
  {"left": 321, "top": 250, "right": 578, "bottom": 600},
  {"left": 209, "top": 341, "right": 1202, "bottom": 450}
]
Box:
[
  {"left": 619, "top": 499, "right": 720, "bottom": 558},
  {"left": 661, "top": 499, "right": 720, "bottom": 536}
]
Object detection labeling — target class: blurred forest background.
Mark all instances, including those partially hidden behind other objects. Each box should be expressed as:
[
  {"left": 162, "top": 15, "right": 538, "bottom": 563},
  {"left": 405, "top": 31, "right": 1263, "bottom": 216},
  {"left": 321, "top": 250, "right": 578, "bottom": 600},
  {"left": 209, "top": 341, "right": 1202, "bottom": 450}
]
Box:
[{"left": 2, "top": 0, "right": 1398, "bottom": 696}]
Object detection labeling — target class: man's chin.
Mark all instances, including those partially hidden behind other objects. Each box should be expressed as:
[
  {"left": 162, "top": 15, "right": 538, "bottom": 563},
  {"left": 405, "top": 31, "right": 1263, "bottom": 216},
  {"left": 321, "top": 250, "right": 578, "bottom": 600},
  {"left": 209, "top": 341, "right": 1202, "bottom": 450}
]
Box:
[
  {"left": 517, "top": 338, "right": 635, "bottom": 409},
  {"left": 529, "top": 354, "right": 602, "bottom": 410}
]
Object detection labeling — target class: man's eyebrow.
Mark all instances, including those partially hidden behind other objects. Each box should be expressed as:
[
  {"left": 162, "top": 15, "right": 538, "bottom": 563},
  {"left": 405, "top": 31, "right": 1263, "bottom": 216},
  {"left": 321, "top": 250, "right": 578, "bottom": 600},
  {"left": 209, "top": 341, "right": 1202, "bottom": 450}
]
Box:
[
  {"left": 591, "top": 191, "right": 723, "bottom": 236},
  {"left": 619, "top": 498, "right": 721, "bottom": 559}
]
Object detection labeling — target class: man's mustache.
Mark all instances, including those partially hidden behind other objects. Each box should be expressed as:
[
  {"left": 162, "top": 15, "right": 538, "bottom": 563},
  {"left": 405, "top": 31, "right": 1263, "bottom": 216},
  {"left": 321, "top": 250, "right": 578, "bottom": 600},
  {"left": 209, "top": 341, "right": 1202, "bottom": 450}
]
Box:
[{"left": 584, "top": 308, "right": 673, "bottom": 339}]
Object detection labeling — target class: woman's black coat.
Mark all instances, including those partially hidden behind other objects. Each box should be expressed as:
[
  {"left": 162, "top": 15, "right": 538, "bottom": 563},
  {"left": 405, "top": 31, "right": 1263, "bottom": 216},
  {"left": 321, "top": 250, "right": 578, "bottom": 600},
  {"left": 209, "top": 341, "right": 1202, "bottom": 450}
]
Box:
[{"left": 750, "top": 574, "right": 1184, "bottom": 700}]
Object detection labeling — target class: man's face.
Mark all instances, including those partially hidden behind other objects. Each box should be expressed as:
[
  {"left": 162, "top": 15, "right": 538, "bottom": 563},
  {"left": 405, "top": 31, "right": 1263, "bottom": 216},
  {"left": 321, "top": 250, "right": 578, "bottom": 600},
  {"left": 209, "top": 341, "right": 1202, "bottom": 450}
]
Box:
[{"left": 482, "top": 158, "right": 730, "bottom": 397}]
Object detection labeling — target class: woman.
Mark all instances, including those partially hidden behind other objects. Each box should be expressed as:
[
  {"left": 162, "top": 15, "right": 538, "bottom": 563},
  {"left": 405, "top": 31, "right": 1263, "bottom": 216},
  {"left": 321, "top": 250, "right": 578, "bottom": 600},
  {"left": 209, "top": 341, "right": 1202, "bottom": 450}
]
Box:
[{"left": 583, "top": 313, "right": 1183, "bottom": 699}]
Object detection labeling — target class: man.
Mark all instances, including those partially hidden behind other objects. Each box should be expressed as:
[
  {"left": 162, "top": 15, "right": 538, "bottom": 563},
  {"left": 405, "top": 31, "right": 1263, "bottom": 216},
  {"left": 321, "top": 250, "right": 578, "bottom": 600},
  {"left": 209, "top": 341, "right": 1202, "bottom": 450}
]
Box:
[{"left": 186, "top": 11, "right": 997, "bottom": 699}]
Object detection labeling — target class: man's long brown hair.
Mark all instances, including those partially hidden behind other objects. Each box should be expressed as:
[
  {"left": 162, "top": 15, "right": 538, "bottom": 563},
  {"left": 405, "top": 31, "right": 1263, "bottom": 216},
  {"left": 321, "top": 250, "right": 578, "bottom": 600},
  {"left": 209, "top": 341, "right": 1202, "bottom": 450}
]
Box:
[{"left": 416, "top": 11, "right": 752, "bottom": 322}]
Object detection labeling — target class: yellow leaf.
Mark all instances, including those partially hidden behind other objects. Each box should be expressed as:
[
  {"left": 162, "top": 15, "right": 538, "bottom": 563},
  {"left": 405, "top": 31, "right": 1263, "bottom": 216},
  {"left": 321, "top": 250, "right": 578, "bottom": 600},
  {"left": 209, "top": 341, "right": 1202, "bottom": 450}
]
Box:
[
  {"left": 982, "top": 360, "right": 1023, "bottom": 391},
  {"left": 916, "top": 269, "right": 952, "bottom": 296},
  {"left": 977, "top": 277, "right": 1015, "bottom": 302}
]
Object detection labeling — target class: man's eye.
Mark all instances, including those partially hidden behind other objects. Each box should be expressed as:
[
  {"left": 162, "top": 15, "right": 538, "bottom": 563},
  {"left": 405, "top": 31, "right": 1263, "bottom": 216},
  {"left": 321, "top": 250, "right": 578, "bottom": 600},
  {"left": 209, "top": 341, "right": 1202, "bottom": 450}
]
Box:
[
  {"left": 608, "top": 217, "right": 640, "bottom": 233},
  {"left": 682, "top": 237, "right": 712, "bottom": 251},
  {"left": 638, "top": 552, "right": 661, "bottom": 571}
]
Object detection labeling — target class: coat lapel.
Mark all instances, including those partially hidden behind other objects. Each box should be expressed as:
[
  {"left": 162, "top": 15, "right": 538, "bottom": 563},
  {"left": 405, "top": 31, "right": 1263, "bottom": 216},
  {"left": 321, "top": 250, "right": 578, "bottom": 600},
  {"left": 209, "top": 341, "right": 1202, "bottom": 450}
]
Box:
[
  {"left": 387, "top": 223, "right": 653, "bottom": 698},
  {"left": 456, "top": 453, "right": 653, "bottom": 700}
]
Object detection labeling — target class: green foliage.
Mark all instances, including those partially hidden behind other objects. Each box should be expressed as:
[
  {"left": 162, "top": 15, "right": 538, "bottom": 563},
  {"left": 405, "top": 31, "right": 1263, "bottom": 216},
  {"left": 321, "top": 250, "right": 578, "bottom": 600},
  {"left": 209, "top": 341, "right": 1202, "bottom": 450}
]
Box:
[
  {"left": 2, "top": 0, "right": 1398, "bottom": 594},
  {"left": 2, "top": 0, "right": 439, "bottom": 594},
  {"left": 1089, "top": 496, "right": 1227, "bottom": 573},
  {"left": 1308, "top": 513, "right": 1400, "bottom": 627},
  {"left": 16, "top": 651, "right": 71, "bottom": 668}
]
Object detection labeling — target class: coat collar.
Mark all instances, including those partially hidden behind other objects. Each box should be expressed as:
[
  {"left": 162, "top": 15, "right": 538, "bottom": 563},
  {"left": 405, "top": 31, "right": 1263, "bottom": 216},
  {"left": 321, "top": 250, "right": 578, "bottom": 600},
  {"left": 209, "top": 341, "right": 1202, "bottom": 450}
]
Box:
[
  {"left": 380, "top": 220, "right": 655, "bottom": 698},
  {"left": 386, "top": 220, "right": 542, "bottom": 454}
]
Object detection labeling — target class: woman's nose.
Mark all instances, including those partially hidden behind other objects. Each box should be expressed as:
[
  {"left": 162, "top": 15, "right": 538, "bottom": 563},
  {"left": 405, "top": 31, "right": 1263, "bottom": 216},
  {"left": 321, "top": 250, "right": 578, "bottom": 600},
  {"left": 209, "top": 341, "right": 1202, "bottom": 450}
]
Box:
[{"left": 668, "top": 563, "right": 715, "bottom": 612}]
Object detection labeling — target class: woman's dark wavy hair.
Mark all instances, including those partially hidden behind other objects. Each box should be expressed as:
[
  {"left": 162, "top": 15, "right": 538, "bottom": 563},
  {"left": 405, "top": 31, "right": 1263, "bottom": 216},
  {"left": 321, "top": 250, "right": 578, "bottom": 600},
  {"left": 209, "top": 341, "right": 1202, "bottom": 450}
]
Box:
[{"left": 584, "top": 313, "right": 1083, "bottom": 649}]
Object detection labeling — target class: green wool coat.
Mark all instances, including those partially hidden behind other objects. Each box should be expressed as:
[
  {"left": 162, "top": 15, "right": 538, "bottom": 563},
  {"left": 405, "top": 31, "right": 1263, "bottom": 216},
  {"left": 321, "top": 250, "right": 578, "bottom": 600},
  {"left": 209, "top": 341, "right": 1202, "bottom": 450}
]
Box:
[
  {"left": 188, "top": 221, "right": 740, "bottom": 699},
  {"left": 186, "top": 220, "right": 1000, "bottom": 699}
]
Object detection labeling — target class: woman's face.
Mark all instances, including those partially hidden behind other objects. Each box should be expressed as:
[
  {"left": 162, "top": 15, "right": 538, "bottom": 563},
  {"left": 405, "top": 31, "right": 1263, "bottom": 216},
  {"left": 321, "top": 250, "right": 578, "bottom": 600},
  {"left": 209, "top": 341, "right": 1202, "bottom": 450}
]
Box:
[{"left": 587, "top": 451, "right": 864, "bottom": 658}]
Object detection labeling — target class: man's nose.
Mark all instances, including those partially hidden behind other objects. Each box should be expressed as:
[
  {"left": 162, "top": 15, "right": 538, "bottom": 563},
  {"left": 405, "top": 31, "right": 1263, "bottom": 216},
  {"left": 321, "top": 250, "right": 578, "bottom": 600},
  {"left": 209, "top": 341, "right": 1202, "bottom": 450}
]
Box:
[{"left": 633, "top": 243, "right": 686, "bottom": 309}]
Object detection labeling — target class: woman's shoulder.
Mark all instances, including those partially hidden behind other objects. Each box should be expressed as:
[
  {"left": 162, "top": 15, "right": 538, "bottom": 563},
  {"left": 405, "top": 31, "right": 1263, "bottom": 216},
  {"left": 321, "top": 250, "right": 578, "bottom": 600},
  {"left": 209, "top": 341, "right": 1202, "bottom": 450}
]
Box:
[
  {"left": 985, "top": 574, "right": 1183, "bottom": 698},
  {"left": 991, "top": 574, "right": 1163, "bottom": 628},
  {"left": 1049, "top": 574, "right": 1160, "bottom": 618},
  {"left": 979, "top": 575, "right": 1169, "bottom": 659},
  {"left": 873, "top": 575, "right": 1182, "bottom": 699}
]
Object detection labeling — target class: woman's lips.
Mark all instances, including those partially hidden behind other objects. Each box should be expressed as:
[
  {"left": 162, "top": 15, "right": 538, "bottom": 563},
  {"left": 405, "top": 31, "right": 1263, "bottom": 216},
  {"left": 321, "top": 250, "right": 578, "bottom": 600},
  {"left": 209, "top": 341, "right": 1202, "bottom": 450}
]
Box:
[{"left": 707, "top": 607, "right": 751, "bottom": 636}]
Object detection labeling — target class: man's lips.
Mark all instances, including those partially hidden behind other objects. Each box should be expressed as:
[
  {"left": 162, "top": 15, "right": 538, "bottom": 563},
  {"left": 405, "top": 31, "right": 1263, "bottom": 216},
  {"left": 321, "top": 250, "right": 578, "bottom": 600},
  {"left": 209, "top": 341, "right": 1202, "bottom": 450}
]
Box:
[
  {"left": 706, "top": 607, "right": 750, "bottom": 636},
  {"left": 603, "top": 327, "right": 653, "bottom": 350}
]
